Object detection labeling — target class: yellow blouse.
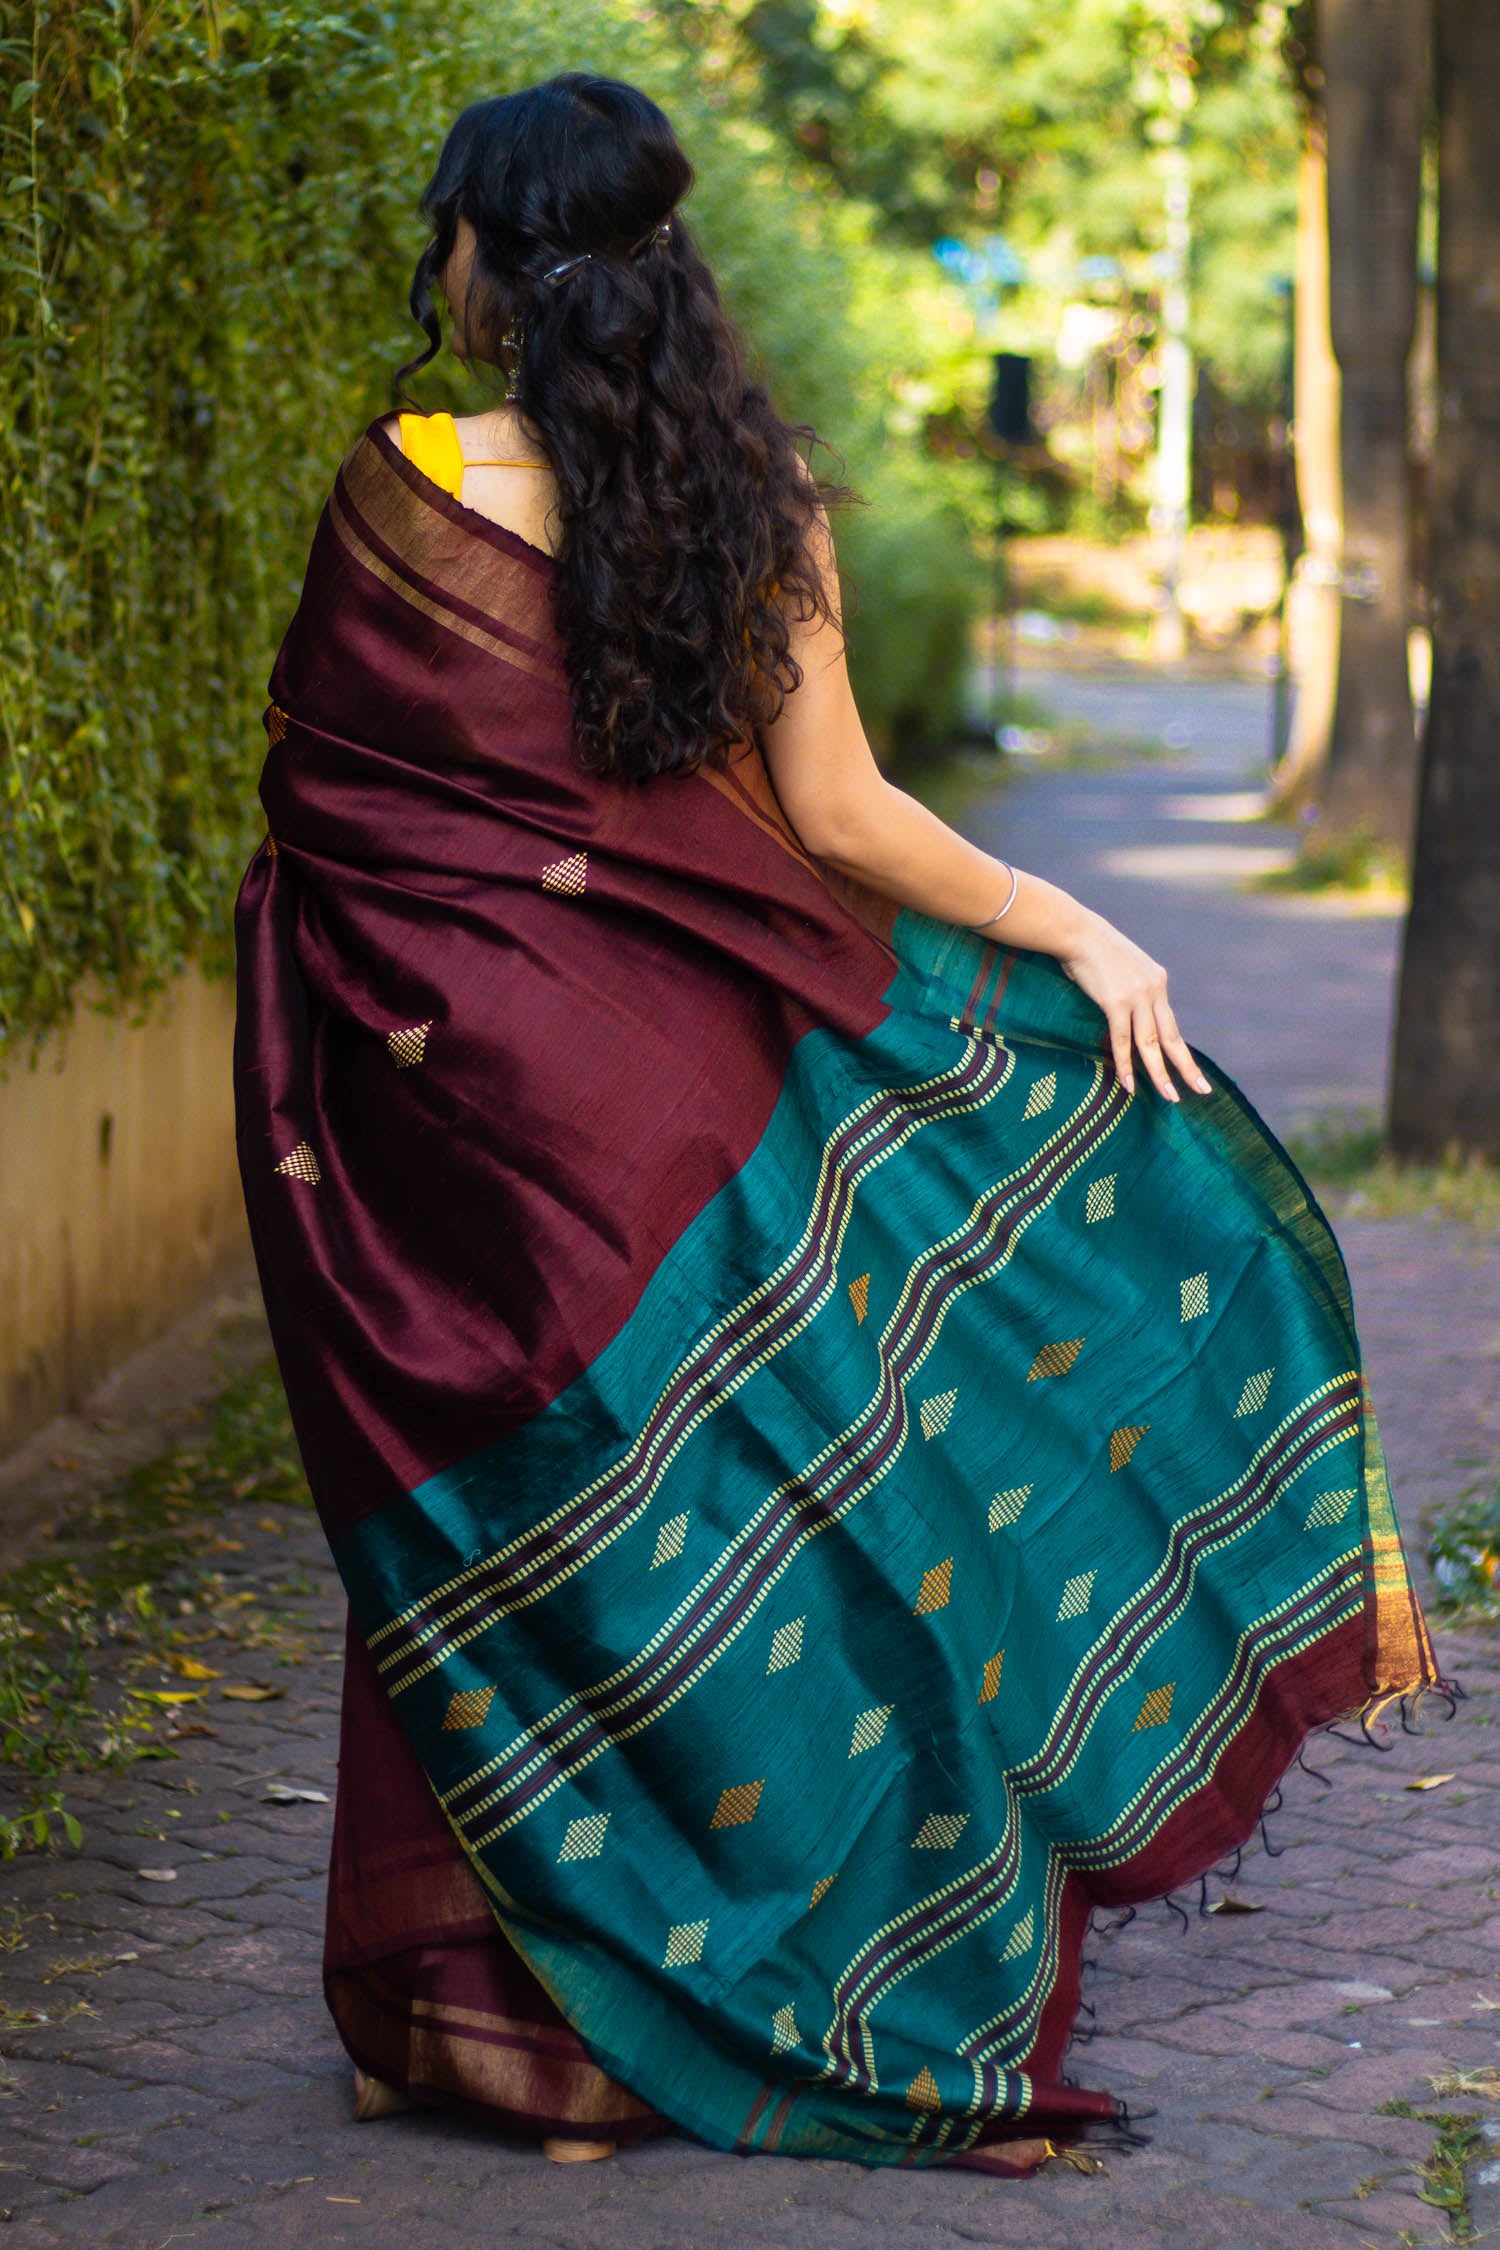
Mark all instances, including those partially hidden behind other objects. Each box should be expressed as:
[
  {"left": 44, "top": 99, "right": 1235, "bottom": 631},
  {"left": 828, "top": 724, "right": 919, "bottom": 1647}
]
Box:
[{"left": 397, "top": 410, "right": 544, "bottom": 498}]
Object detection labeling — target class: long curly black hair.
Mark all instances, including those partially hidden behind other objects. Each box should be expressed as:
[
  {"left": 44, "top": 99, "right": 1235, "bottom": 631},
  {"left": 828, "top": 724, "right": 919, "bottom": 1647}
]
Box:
[{"left": 397, "top": 72, "right": 853, "bottom": 784}]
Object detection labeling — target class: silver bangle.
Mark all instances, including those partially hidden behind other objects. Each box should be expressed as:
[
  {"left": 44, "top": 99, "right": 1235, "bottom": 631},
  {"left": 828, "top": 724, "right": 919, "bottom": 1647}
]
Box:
[{"left": 964, "top": 860, "right": 1019, "bottom": 933}]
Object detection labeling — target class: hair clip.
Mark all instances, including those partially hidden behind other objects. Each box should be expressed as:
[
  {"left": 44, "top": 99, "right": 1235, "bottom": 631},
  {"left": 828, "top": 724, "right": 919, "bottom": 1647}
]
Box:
[
  {"left": 540, "top": 218, "right": 672, "bottom": 287},
  {"left": 541, "top": 250, "right": 594, "bottom": 288}
]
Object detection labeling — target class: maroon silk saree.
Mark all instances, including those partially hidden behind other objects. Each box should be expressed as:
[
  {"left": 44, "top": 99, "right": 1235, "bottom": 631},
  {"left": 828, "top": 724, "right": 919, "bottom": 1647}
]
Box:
[{"left": 234, "top": 422, "right": 1436, "bottom": 2173}]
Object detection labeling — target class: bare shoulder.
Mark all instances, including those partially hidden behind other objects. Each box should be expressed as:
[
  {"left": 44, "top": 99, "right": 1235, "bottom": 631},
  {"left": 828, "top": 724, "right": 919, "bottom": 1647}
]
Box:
[{"left": 452, "top": 406, "right": 548, "bottom": 463}]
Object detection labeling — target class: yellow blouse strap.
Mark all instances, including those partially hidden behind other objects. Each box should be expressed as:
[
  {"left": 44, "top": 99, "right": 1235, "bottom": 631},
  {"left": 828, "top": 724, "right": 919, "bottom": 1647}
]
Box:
[
  {"left": 398, "top": 410, "right": 465, "bottom": 500},
  {"left": 397, "top": 411, "right": 550, "bottom": 494}
]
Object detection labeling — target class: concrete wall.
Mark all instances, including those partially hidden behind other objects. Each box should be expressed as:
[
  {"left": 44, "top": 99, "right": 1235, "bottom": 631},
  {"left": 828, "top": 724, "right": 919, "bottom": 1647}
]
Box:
[{"left": 0, "top": 971, "right": 251, "bottom": 1454}]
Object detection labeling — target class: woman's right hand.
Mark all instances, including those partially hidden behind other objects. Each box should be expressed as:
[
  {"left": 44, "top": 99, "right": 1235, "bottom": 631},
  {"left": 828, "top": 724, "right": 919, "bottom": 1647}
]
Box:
[{"left": 1057, "top": 911, "right": 1212, "bottom": 1104}]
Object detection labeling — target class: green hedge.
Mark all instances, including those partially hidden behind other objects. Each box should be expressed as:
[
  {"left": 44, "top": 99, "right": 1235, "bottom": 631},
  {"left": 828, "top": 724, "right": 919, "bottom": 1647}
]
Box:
[{"left": 0, "top": 1, "right": 976, "bottom": 1050}]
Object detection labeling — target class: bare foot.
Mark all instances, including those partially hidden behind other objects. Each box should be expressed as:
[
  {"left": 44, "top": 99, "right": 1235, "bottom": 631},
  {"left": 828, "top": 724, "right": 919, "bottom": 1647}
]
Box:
[{"left": 541, "top": 2136, "right": 617, "bottom": 2163}]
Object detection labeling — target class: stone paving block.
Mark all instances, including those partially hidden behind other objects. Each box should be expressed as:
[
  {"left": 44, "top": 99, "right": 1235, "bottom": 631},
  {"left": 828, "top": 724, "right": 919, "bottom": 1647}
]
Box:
[
  {"left": 1234, "top": 2030, "right": 1354, "bottom": 2069},
  {"left": 1386, "top": 1843, "right": 1500, "bottom": 1887},
  {"left": 1316, "top": 2187, "right": 1449, "bottom": 2243},
  {"left": 1075, "top": 2034, "right": 1194, "bottom": 2083},
  {"left": 1302, "top": 2044, "right": 1451, "bottom": 2111},
  {"left": 5, "top": 2077, "right": 216, "bottom": 2144},
  {"left": 34, "top": 2168, "right": 274, "bottom": 2243},
  {"left": 1217, "top": 2131, "right": 1390, "bottom": 2210},
  {"left": 1, "top": 2140, "right": 142, "bottom": 2194},
  {"left": 1205, "top": 2093, "right": 1436, "bottom": 2165},
  {"left": 214, "top": 1889, "right": 321, "bottom": 1933},
  {"left": 66, "top": 2037, "right": 298, "bottom": 2102},
  {"left": 1139, "top": 2189, "right": 1387, "bottom": 2250},
  {"left": 1143, "top": 2012, "right": 1276, "bottom": 2057}
]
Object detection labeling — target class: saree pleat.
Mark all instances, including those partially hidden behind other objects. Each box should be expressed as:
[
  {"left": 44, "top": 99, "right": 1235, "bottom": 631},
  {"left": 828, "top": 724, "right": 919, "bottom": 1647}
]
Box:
[
  {"left": 324, "top": 1616, "right": 670, "bottom": 2144},
  {"left": 235, "top": 421, "right": 1437, "bottom": 2172}
]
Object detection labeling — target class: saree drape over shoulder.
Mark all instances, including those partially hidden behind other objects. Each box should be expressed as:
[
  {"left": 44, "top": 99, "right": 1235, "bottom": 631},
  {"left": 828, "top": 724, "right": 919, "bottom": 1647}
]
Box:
[{"left": 234, "top": 422, "right": 1437, "bottom": 2173}]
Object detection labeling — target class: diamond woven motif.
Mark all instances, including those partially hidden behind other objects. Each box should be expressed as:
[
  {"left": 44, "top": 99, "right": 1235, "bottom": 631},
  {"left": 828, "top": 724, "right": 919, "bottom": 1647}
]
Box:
[
  {"left": 1085, "top": 1174, "right": 1116, "bottom": 1224},
  {"left": 1109, "top": 1424, "right": 1150, "bottom": 1473},
  {"left": 709, "top": 1779, "right": 764, "bottom": 1829},
  {"left": 848, "top": 1272, "right": 870, "bottom": 1325},
  {"left": 913, "top": 1556, "right": 953, "bottom": 1614},
  {"left": 809, "top": 1873, "right": 838, "bottom": 1909},
  {"left": 1056, "top": 1570, "right": 1095, "bottom": 1622},
  {"left": 1234, "top": 1366, "right": 1274, "bottom": 1417},
  {"left": 651, "top": 1512, "right": 689, "bottom": 1568},
  {"left": 1304, "top": 1488, "right": 1357, "bottom": 1529},
  {"left": 1001, "top": 1906, "right": 1035, "bottom": 1962},
  {"left": 989, "top": 1484, "right": 1032, "bottom": 1531},
  {"left": 1180, "top": 1272, "right": 1209, "bottom": 1323},
  {"left": 274, "top": 1140, "right": 321, "bottom": 1185},
  {"left": 979, "top": 1649, "right": 1005, "bottom": 1704},
  {"left": 1027, "top": 1337, "right": 1084, "bottom": 1382},
  {"left": 663, "top": 1919, "right": 708, "bottom": 1967},
  {"left": 558, "top": 1812, "right": 610, "bottom": 1862},
  {"left": 386, "top": 1021, "right": 431, "bottom": 1070},
  {"left": 771, "top": 2004, "right": 800, "bottom": 2055},
  {"left": 1133, "top": 1681, "right": 1176, "bottom": 1731},
  {"left": 441, "top": 1686, "right": 494, "bottom": 1731},
  {"left": 849, "top": 1704, "right": 893, "bottom": 1757},
  {"left": 919, "top": 1388, "right": 956, "bottom": 1440},
  {"left": 540, "top": 851, "right": 588, "bottom": 896},
  {"left": 266, "top": 702, "right": 289, "bottom": 745},
  {"left": 912, "top": 1812, "right": 969, "bottom": 1850},
  {"left": 906, "top": 2065, "right": 942, "bottom": 2111},
  {"left": 1022, "top": 1071, "right": 1057, "bottom": 1120},
  {"left": 767, "top": 1617, "right": 805, "bottom": 1673}
]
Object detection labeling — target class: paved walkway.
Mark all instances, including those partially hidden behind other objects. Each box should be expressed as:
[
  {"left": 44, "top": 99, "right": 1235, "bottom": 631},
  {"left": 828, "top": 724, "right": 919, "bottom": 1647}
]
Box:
[{"left": 3, "top": 667, "right": 1499, "bottom": 2249}]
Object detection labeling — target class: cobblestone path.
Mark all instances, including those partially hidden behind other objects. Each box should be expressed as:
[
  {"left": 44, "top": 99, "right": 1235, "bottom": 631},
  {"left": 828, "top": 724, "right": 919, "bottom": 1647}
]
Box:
[{"left": 3, "top": 668, "right": 1498, "bottom": 2249}]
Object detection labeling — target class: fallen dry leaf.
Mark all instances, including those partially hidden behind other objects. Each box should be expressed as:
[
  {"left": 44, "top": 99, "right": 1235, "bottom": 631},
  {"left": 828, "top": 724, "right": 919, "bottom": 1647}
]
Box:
[
  {"left": 128, "top": 1688, "right": 207, "bottom": 1707},
  {"left": 263, "top": 1784, "right": 329, "bottom": 1805},
  {"left": 40, "top": 1954, "right": 115, "bottom": 1983},
  {"left": 167, "top": 1720, "right": 219, "bottom": 1739},
  {"left": 1206, "top": 1895, "right": 1265, "bottom": 1915},
  {"left": 257, "top": 1516, "right": 286, "bottom": 1535},
  {"left": 1404, "top": 1773, "right": 1456, "bottom": 1792},
  {"left": 1046, "top": 2148, "right": 1107, "bottom": 2176},
  {"left": 220, "top": 1683, "right": 285, "bottom": 1702},
  {"left": 135, "top": 1868, "right": 178, "bottom": 1883},
  {"left": 1427, "top": 2067, "right": 1500, "bottom": 2099},
  {"left": 1475, "top": 1994, "right": 1500, "bottom": 2011},
  {"left": 168, "top": 1654, "right": 224, "bottom": 1682}
]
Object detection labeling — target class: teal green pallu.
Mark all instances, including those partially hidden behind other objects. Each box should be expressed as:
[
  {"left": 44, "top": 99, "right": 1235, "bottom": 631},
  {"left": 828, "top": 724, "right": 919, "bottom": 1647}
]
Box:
[
  {"left": 235, "top": 432, "right": 1436, "bottom": 2170},
  {"left": 330, "top": 911, "right": 1434, "bottom": 2168}
]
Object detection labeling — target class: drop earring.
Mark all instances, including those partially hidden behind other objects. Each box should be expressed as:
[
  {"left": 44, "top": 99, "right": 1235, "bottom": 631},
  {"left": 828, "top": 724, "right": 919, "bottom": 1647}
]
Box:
[{"left": 501, "top": 318, "right": 523, "bottom": 402}]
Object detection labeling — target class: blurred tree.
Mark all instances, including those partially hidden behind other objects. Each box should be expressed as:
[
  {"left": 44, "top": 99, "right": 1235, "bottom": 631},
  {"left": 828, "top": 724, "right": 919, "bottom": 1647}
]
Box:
[
  {"left": 1314, "top": 0, "right": 1427, "bottom": 854},
  {"left": 1267, "top": 3, "right": 1342, "bottom": 816},
  {"left": 0, "top": 0, "right": 976, "bottom": 1045},
  {"left": 1388, "top": 0, "right": 1500, "bottom": 1160},
  {"left": 713, "top": 0, "right": 1302, "bottom": 468}
]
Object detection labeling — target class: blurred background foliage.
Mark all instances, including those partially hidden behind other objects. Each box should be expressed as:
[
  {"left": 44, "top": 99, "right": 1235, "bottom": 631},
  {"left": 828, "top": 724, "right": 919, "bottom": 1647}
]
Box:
[
  {"left": 0, "top": 0, "right": 1303, "bottom": 1047},
  {"left": 0, "top": 0, "right": 979, "bottom": 1048}
]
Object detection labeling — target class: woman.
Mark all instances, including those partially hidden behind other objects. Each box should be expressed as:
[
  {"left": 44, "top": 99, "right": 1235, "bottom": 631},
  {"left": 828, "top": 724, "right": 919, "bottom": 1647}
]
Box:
[{"left": 234, "top": 71, "right": 1438, "bottom": 2176}]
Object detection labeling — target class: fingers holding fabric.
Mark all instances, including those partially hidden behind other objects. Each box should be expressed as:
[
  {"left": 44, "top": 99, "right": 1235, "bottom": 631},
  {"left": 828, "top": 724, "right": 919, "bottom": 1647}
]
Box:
[{"left": 1156, "top": 994, "right": 1213, "bottom": 1098}]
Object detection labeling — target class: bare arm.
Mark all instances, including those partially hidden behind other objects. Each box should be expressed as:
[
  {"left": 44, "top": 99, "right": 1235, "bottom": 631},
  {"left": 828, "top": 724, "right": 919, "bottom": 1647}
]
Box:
[{"left": 757, "top": 502, "right": 1210, "bottom": 1103}]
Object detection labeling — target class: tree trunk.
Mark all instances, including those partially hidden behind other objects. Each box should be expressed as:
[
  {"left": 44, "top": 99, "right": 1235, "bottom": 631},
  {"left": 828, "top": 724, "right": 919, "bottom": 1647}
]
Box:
[
  {"left": 1388, "top": 0, "right": 1500, "bottom": 1161},
  {"left": 1315, "top": 0, "right": 1427, "bottom": 855},
  {"left": 1271, "top": 123, "right": 1341, "bottom": 814}
]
